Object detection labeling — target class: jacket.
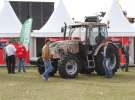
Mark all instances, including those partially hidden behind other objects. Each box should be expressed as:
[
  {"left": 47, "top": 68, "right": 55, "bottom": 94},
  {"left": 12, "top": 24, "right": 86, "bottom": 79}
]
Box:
[{"left": 42, "top": 44, "right": 50, "bottom": 60}]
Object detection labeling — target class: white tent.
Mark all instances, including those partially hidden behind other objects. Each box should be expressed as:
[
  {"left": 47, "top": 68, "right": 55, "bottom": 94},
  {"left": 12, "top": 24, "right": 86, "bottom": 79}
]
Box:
[
  {"left": 31, "top": 0, "right": 74, "bottom": 37},
  {"left": 120, "top": 0, "right": 135, "bottom": 18},
  {"left": 8, "top": 0, "right": 54, "bottom": 2},
  {"left": 0, "top": 0, "right": 22, "bottom": 37},
  {"left": 101, "top": 0, "right": 135, "bottom": 37}
]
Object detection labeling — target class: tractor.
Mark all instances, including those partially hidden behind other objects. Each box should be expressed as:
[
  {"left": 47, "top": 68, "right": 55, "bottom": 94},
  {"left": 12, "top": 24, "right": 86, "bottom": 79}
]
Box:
[{"left": 37, "top": 22, "right": 120, "bottom": 78}]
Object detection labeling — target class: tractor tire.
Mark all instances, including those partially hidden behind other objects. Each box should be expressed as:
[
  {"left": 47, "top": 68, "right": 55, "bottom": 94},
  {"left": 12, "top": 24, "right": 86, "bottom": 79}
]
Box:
[
  {"left": 37, "top": 57, "right": 57, "bottom": 76},
  {"left": 95, "top": 44, "right": 119, "bottom": 75},
  {"left": 37, "top": 57, "right": 44, "bottom": 75},
  {"left": 95, "top": 52, "right": 105, "bottom": 75},
  {"left": 105, "top": 44, "right": 120, "bottom": 74},
  {"left": 58, "top": 54, "right": 79, "bottom": 78}
]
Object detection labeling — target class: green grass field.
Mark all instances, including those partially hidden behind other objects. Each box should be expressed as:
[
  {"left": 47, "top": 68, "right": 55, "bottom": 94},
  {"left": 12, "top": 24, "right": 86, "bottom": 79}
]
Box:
[{"left": 0, "top": 67, "right": 135, "bottom": 100}]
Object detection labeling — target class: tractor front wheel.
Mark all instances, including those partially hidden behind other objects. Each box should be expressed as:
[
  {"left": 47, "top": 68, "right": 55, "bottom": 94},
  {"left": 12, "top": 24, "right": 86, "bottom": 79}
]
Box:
[{"left": 58, "top": 54, "right": 79, "bottom": 78}]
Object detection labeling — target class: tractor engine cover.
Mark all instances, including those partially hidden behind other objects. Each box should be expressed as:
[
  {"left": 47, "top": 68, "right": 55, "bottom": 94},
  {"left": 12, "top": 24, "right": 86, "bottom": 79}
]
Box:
[{"left": 49, "top": 40, "right": 80, "bottom": 59}]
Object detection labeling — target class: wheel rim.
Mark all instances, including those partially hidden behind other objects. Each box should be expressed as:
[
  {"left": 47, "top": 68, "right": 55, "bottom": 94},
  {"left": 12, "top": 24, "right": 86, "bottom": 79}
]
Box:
[
  {"left": 65, "top": 59, "right": 78, "bottom": 75},
  {"left": 106, "top": 54, "right": 116, "bottom": 70}
]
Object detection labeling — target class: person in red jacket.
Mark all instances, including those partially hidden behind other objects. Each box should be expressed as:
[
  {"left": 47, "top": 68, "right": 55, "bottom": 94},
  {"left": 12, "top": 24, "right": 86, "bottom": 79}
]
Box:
[{"left": 16, "top": 44, "right": 26, "bottom": 72}]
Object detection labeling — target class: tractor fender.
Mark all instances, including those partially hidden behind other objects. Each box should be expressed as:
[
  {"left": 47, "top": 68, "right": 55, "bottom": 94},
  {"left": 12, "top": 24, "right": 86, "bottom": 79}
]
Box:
[
  {"left": 103, "top": 43, "right": 118, "bottom": 57},
  {"left": 94, "top": 42, "right": 118, "bottom": 56}
]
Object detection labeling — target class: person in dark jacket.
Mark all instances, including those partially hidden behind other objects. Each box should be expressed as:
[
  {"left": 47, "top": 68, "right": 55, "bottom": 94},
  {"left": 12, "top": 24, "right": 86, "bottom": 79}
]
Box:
[{"left": 123, "top": 45, "right": 129, "bottom": 72}]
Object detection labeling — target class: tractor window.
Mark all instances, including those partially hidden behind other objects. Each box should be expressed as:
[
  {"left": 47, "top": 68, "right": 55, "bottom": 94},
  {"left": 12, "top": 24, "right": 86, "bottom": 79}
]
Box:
[
  {"left": 89, "top": 27, "right": 99, "bottom": 45},
  {"left": 100, "top": 26, "right": 108, "bottom": 37},
  {"left": 70, "top": 27, "right": 86, "bottom": 41}
]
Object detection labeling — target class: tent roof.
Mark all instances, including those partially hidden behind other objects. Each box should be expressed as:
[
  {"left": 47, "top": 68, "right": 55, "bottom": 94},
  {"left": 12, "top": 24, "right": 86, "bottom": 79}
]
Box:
[
  {"left": 0, "top": 0, "right": 22, "bottom": 36},
  {"left": 31, "top": 32, "right": 63, "bottom": 37},
  {"left": 32, "top": 0, "right": 74, "bottom": 37},
  {"left": 0, "top": 33, "right": 19, "bottom": 37},
  {"left": 120, "top": 0, "right": 135, "bottom": 18},
  {"left": 8, "top": 0, "right": 54, "bottom": 2},
  {"left": 38, "top": 0, "right": 73, "bottom": 33},
  {"left": 101, "top": 0, "right": 135, "bottom": 37}
]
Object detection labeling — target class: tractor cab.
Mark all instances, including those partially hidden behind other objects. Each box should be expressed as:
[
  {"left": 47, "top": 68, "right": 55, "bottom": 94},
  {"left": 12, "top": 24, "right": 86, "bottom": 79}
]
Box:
[{"left": 66, "top": 22, "right": 108, "bottom": 46}]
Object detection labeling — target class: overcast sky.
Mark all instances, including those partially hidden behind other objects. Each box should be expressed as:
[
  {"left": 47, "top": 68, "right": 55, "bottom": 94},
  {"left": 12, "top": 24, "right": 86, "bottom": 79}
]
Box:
[
  {"left": 7, "top": 0, "right": 135, "bottom": 21},
  {"left": 58, "top": 0, "right": 135, "bottom": 21},
  {"left": 120, "top": 0, "right": 135, "bottom": 17}
]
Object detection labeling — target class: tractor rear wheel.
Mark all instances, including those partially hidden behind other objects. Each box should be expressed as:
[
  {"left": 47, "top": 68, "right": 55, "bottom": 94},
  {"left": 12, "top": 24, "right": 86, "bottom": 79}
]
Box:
[
  {"left": 95, "top": 44, "right": 119, "bottom": 75},
  {"left": 95, "top": 52, "right": 105, "bottom": 75},
  {"left": 105, "top": 44, "right": 119, "bottom": 74}
]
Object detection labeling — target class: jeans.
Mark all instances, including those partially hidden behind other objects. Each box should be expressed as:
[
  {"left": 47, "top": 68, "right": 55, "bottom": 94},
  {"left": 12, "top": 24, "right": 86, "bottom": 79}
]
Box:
[
  {"left": 18, "top": 58, "right": 26, "bottom": 72},
  {"left": 6, "top": 55, "right": 16, "bottom": 74},
  {"left": 42, "top": 60, "right": 53, "bottom": 80},
  {"left": 103, "top": 58, "right": 113, "bottom": 78}
]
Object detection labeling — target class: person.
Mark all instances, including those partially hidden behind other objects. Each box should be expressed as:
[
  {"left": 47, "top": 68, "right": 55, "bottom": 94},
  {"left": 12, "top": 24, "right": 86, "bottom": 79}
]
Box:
[
  {"left": 122, "top": 38, "right": 130, "bottom": 72},
  {"left": 16, "top": 44, "right": 26, "bottom": 72},
  {"left": 5, "top": 41, "right": 16, "bottom": 74},
  {"left": 123, "top": 45, "right": 129, "bottom": 72},
  {"left": 42, "top": 39, "right": 53, "bottom": 80},
  {"left": 103, "top": 58, "right": 113, "bottom": 78}
]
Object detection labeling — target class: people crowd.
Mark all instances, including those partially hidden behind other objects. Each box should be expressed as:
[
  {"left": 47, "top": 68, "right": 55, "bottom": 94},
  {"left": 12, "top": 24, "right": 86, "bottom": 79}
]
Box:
[
  {"left": 4, "top": 40, "right": 53, "bottom": 81},
  {"left": 4, "top": 41, "right": 27, "bottom": 74}
]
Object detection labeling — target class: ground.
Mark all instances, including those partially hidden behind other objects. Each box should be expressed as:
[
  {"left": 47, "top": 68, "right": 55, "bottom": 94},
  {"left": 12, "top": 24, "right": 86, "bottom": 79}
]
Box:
[{"left": 0, "top": 67, "right": 135, "bottom": 100}]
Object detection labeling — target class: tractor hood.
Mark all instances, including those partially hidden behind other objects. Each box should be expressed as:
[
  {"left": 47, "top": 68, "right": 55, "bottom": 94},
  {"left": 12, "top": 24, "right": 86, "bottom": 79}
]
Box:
[{"left": 49, "top": 40, "right": 80, "bottom": 58}]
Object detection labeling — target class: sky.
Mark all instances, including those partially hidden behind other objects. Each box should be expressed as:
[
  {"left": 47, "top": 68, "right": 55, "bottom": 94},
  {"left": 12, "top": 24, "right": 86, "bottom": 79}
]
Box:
[
  {"left": 0, "top": 0, "right": 5, "bottom": 12},
  {"left": 57, "top": 0, "right": 135, "bottom": 21},
  {"left": 58, "top": 0, "right": 112, "bottom": 21},
  {"left": 7, "top": 0, "right": 135, "bottom": 21},
  {"left": 120, "top": 0, "right": 135, "bottom": 17}
]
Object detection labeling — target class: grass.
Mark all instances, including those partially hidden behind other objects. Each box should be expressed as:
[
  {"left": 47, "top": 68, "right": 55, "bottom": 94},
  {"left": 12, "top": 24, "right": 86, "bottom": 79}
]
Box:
[{"left": 0, "top": 67, "right": 135, "bottom": 100}]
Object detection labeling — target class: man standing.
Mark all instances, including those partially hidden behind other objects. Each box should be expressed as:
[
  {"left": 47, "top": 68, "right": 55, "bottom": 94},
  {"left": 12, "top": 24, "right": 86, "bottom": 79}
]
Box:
[
  {"left": 16, "top": 44, "right": 26, "bottom": 72},
  {"left": 5, "top": 41, "right": 16, "bottom": 74},
  {"left": 42, "top": 39, "right": 53, "bottom": 80},
  {"left": 123, "top": 45, "right": 129, "bottom": 72}
]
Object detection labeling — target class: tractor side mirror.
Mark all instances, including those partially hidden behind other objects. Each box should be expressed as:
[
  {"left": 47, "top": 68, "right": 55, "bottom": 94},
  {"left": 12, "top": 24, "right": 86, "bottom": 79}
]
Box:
[{"left": 63, "top": 23, "right": 67, "bottom": 40}]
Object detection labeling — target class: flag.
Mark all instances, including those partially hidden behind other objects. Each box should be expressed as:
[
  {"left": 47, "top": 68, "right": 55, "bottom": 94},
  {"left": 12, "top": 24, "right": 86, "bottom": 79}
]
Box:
[{"left": 20, "top": 18, "right": 33, "bottom": 50}]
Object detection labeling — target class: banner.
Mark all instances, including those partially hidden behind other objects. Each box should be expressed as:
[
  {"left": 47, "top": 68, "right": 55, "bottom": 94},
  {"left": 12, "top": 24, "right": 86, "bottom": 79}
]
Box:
[{"left": 20, "top": 18, "right": 33, "bottom": 50}]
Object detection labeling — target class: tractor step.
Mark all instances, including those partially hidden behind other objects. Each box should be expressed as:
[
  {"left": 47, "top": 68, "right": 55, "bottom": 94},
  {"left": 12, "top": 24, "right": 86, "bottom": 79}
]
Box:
[{"left": 87, "top": 52, "right": 95, "bottom": 68}]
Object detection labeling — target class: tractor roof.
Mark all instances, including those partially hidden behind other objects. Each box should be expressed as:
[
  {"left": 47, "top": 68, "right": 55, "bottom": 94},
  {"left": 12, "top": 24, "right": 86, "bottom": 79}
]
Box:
[{"left": 69, "top": 22, "right": 107, "bottom": 28}]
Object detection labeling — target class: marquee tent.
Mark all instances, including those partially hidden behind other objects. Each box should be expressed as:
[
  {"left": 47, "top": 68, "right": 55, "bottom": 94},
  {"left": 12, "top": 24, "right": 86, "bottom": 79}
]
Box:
[
  {"left": 120, "top": 0, "right": 135, "bottom": 18},
  {"left": 8, "top": 0, "right": 54, "bottom": 2},
  {"left": 101, "top": 0, "right": 135, "bottom": 37},
  {"left": 102, "top": 0, "right": 135, "bottom": 65},
  {"left": 0, "top": 0, "right": 22, "bottom": 37},
  {"left": 31, "top": 0, "right": 74, "bottom": 37}
]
